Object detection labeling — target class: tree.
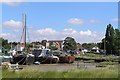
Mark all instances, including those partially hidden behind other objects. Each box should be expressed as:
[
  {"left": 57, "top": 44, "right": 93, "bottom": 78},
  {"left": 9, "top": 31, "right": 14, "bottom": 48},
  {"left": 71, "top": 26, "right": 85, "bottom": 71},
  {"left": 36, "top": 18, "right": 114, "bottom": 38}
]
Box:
[
  {"left": 41, "top": 40, "right": 47, "bottom": 47},
  {"left": 63, "top": 37, "right": 77, "bottom": 51},
  {"left": 8, "top": 42, "right": 17, "bottom": 49},
  {"left": 26, "top": 42, "right": 33, "bottom": 51},
  {"left": 114, "top": 29, "right": 120, "bottom": 55},
  {"left": 105, "top": 24, "right": 114, "bottom": 54},
  {"left": 104, "top": 24, "right": 120, "bottom": 55},
  {"left": 0, "top": 38, "right": 10, "bottom": 49},
  {"left": 82, "top": 43, "right": 98, "bottom": 50},
  {"left": 76, "top": 43, "right": 82, "bottom": 49},
  {"left": 97, "top": 38, "right": 106, "bottom": 50}
]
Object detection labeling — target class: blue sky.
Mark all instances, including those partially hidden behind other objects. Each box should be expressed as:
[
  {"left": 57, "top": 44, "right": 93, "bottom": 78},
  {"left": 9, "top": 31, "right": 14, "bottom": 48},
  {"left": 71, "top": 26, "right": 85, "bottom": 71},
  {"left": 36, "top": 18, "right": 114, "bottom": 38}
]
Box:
[{"left": 1, "top": 2, "right": 118, "bottom": 43}]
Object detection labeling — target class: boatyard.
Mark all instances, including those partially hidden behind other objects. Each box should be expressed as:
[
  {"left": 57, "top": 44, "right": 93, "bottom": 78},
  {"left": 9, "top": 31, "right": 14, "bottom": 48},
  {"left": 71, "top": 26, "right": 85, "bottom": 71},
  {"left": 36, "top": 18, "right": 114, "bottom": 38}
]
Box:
[{"left": 1, "top": 2, "right": 120, "bottom": 79}]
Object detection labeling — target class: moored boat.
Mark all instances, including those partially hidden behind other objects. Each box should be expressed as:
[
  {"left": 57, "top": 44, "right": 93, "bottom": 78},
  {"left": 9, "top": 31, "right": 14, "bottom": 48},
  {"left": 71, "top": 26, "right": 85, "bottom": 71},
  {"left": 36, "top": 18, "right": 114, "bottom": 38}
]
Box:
[
  {"left": 52, "top": 50, "right": 75, "bottom": 63},
  {"left": 33, "top": 49, "right": 59, "bottom": 64}
]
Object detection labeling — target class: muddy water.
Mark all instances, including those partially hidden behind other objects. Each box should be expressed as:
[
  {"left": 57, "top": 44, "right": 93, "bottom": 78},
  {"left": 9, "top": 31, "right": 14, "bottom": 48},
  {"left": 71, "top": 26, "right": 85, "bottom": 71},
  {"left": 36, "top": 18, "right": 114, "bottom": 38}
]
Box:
[{"left": 20, "top": 61, "right": 98, "bottom": 71}]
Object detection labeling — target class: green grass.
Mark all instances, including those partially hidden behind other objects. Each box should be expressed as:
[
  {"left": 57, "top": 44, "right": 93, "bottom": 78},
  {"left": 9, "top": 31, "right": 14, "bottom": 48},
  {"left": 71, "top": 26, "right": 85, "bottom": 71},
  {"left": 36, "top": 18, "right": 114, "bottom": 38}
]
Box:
[
  {"left": 83, "top": 60, "right": 95, "bottom": 63},
  {"left": 2, "top": 65, "right": 118, "bottom": 78},
  {"left": 100, "top": 61, "right": 118, "bottom": 65},
  {"left": 75, "top": 53, "right": 119, "bottom": 62}
]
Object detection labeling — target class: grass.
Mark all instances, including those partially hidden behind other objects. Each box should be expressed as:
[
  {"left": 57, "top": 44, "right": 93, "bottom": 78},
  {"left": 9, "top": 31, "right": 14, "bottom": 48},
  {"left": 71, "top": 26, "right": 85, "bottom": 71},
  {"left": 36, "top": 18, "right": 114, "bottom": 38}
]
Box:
[
  {"left": 100, "top": 61, "right": 118, "bottom": 65},
  {"left": 2, "top": 65, "right": 118, "bottom": 78},
  {"left": 75, "top": 53, "right": 119, "bottom": 62},
  {"left": 83, "top": 60, "right": 95, "bottom": 63}
]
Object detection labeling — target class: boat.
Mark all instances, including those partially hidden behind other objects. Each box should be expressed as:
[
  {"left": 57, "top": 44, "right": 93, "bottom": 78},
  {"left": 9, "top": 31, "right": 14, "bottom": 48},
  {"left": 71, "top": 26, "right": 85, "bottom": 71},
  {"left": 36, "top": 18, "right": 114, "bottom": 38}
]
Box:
[
  {"left": 33, "top": 49, "right": 59, "bottom": 64},
  {"left": 59, "top": 54, "right": 75, "bottom": 63},
  {"left": 52, "top": 50, "right": 75, "bottom": 63},
  {"left": 43, "top": 52, "right": 59, "bottom": 64},
  {"left": 0, "top": 48, "right": 13, "bottom": 63},
  {"left": 12, "top": 51, "right": 27, "bottom": 65},
  {"left": 10, "top": 14, "right": 28, "bottom": 65}
]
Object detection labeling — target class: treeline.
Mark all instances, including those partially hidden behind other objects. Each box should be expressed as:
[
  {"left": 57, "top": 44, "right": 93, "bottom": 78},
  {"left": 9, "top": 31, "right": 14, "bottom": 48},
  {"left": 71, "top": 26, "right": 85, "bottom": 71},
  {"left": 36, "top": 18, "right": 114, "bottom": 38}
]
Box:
[
  {"left": 0, "top": 38, "right": 11, "bottom": 49},
  {"left": 0, "top": 38, "right": 20, "bottom": 50}
]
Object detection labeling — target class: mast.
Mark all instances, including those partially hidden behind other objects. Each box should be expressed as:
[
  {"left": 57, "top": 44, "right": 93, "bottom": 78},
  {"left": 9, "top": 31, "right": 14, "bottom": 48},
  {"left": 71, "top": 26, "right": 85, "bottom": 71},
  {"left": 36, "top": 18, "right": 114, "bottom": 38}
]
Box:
[
  {"left": 104, "top": 38, "right": 105, "bottom": 52},
  {"left": 24, "top": 14, "right": 26, "bottom": 49},
  {"left": 22, "top": 13, "right": 26, "bottom": 49}
]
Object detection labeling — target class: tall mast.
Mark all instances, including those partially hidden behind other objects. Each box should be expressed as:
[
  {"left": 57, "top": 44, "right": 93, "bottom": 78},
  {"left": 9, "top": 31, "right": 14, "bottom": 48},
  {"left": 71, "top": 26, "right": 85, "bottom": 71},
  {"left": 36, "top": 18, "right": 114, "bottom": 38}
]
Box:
[
  {"left": 104, "top": 38, "right": 105, "bottom": 52},
  {"left": 24, "top": 14, "right": 26, "bottom": 49},
  {"left": 22, "top": 13, "right": 26, "bottom": 49}
]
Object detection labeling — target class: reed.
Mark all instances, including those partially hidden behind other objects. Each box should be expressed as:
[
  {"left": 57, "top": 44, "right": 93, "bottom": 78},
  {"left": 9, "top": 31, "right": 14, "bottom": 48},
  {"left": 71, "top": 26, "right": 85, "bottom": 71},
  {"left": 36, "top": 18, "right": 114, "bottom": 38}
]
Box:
[{"left": 2, "top": 65, "right": 118, "bottom": 78}]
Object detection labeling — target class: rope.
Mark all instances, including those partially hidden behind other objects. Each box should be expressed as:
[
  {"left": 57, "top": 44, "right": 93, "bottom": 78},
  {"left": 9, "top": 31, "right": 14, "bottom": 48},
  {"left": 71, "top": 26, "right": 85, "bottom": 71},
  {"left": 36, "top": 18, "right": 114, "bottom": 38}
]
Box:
[
  {"left": 16, "top": 56, "right": 26, "bottom": 64},
  {"left": 22, "top": 56, "right": 27, "bottom": 65},
  {"left": 20, "top": 25, "right": 25, "bottom": 43},
  {"left": 26, "top": 27, "right": 31, "bottom": 43}
]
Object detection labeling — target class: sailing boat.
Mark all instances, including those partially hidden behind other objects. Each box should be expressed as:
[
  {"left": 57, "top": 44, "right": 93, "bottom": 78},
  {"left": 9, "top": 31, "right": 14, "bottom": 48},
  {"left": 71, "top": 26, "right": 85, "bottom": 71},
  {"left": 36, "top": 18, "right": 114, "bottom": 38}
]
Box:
[{"left": 11, "top": 14, "right": 27, "bottom": 65}]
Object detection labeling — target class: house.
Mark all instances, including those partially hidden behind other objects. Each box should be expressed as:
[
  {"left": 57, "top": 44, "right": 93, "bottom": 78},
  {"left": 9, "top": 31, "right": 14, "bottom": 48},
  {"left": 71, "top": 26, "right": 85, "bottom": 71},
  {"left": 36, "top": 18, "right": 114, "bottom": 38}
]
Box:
[
  {"left": 31, "top": 42, "right": 46, "bottom": 49},
  {"left": 31, "top": 40, "right": 63, "bottom": 50},
  {"left": 91, "top": 46, "right": 100, "bottom": 53},
  {"left": 47, "top": 40, "right": 63, "bottom": 50},
  {"left": 17, "top": 43, "right": 25, "bottom": 51},
  {"left": 79, "top": 48, "right": 88, "bottom": 54}
]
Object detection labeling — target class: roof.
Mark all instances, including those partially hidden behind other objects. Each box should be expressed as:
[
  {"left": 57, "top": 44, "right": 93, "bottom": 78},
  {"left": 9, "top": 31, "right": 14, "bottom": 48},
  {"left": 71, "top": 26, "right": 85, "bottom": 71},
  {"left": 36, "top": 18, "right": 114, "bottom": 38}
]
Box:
[{"left": 92, "top": 46, "right": 99, "bottom": 50}]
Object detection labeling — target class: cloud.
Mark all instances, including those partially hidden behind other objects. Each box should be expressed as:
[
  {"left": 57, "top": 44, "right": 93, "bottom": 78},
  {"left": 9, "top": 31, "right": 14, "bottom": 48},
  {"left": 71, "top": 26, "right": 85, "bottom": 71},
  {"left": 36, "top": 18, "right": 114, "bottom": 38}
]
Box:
[
  {"left": 2, "top": 20, "right": 22, "bottom": 28},
  {"left": 68, "top": 18, "right": 99, "bottom": 25},
  {"left": 13, "top": 29, "right": 20, "bottom": 32},
  {"left": 68, "top": 18, "right": 84, "bottom": 25},
  {"left": 112, "top": 18, "right": 120, "bottom": 22},
  {"left": 1, "top": 0, "right": 23, "bottom": 6},
  {"left": 62, "top": 28, "right": 78, "bottom": 36},
  {"left": 0, "top": 32, "right": 21, "bottom": 42},
  {"left": 1, "top": 27, "right": 104, "bottom": 43},
  {"left": 36, "top": 28, "right": 58, "bottom": 37},
  {"left": 89, "top": 20, "right": 98, "bottom": 23},
  {"left": 0, "top": 33, "right": 10, "bottom": 38},
  {"left": 0, "top": 33, "right": 12, "bottom": 41},
  {"left": 79, "top": 30, "right": 97, "bottom": 37},
  {"left": 31, "top": 28, "right": 104, "bottom": 43},
  {"left": 79, "top": 30, "right": 92, "bottom": 36}
]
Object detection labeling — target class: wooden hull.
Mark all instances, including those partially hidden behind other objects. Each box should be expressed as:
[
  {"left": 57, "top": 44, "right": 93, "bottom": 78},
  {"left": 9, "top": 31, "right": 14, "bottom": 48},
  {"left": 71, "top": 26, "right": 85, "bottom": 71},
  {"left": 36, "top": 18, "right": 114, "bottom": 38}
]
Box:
[
  {"left": 13, "top": 55, "right": 27, "bottom": 65},
  {"left": 34, "top": 57, "right": 59, "bottom": 64}
]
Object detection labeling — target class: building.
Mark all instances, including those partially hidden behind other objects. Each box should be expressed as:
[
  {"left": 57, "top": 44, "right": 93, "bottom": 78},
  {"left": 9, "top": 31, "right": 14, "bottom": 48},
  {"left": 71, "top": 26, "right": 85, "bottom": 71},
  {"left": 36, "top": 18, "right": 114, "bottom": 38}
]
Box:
[
  {"left": 31, "top": 40, "right": 64, "bottom": 50},
  {"left": 17, "top": 43, "right": 25, "bottom": 51},
  {"left": 47, "top": 40, "right": 63, "bottom": 50},
  {"left": 91, "top": 46, "right": 100, "bottom": 53},
  {"left": 31, "top": 42, "right": 46, "bottom": 49}
]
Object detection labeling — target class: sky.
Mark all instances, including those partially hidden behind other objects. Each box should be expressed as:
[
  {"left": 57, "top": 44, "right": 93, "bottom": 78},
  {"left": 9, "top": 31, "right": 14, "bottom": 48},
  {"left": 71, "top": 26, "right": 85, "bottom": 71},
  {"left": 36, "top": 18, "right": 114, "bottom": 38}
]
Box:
[{"left": 1, "top": 2, "right": 119, "bottom": 43}]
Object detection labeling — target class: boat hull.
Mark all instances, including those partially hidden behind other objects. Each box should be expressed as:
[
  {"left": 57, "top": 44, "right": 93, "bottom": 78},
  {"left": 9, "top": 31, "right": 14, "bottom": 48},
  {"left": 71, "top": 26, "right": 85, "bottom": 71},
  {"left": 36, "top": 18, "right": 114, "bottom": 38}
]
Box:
[
  {"left": 13, "top": 55, "right": 27, "bottom": 65},
  {"left": 59, "top": 56, "right": 75, "bottom": 63},
  {"left": 34, "top": 57, "right": 59, "bottom": 64}
]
